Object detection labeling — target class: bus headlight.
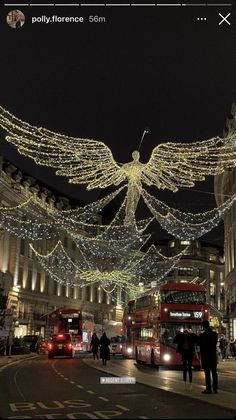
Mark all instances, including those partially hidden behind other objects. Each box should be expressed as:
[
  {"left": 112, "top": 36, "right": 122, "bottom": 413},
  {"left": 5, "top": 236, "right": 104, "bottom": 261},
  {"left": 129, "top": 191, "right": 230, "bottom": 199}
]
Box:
[
  {"left": 163, "top": 353, "right": 171, "bottom": 362},
  {"left": 127, "top": 348, "right": 132, "bottom": 354}
]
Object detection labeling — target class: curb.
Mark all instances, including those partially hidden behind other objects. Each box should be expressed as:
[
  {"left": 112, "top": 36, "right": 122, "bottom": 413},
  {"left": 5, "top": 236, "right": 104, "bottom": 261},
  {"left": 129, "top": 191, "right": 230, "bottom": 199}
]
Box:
[{"left": 0, "top": 354, "right": 39, "bottom": 372}]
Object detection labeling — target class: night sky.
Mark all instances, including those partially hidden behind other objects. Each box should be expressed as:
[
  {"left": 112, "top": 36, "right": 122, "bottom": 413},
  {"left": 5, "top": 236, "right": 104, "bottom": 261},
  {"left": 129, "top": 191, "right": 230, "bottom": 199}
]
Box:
[{"left": 0, "top": 2, "right": 235, "bottom": 246}]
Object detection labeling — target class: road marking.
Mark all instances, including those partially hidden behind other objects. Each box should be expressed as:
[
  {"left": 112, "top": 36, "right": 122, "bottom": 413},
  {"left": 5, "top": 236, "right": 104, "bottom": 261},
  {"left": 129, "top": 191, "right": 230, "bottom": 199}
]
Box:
[
  {"left": 98, "top": 397, "right": 109, "bottom": 401},
  {"left": 87, "top": 390, "right": 95, "bottom": 394},
  {"left": 115, "top": 404, "right": 129, "bottom": 411},
  {"left": 139, "top": 417, "right": 149, "bottom": 419},
  {"left": 70, "top": 381, "right": 75, "bottom": 384},
  {"left": 77, "top": 384, "right": 84, "bottom": 389},
  {"left": 94, "top": 411, "right": 122, "bottom": 419},
  {"left": 13, "top": 365, "right": 26, "bottom": 401}
]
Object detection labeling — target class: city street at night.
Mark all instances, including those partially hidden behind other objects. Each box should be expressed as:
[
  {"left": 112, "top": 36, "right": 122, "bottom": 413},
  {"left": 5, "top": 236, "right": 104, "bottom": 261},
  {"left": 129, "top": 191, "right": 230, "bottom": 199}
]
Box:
[
  {"left": 0, "top": 2, "right": 236, "bottom": 420},
  {"left": 0, "top": 354, "right": 235, "bottom": 419}
]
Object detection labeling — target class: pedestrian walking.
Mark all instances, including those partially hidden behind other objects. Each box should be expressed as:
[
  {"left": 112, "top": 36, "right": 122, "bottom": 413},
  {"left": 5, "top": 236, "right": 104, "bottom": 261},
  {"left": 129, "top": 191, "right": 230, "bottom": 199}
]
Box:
[
  {"left": 219, "top": 334, "right": 228, "bottom": 361},
  {"left": 230, "top": 339, "right": 236, "bottom": 359},
  {"left": 197, "top": 320, "right": 218, "bottom": 394},
  {"left": 174, "top": 328, "right": 198, "bottom": 390},
  {"left": 90, "top": 332, "right": 100, "bottom": 360},
  {"left": 100, "top": 332, "right": 110, "bottom": 366}
]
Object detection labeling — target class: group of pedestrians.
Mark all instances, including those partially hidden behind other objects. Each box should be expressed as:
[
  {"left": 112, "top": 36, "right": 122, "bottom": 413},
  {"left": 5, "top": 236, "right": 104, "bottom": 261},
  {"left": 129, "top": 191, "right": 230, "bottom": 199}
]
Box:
[
  {"left": 174, "top": 320, "right": 218, "bottom": 394},
  {"left": 218, "top": 334, "right": 236, "bottom": 360},
  {"left": 90, "top": 331, "right": 111, "bottom": 365}
]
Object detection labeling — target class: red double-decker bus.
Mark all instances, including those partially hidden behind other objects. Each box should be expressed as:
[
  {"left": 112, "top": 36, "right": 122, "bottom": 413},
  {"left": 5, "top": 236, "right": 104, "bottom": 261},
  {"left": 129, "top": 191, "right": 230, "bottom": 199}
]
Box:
[
  {"left": 122, "top": 299, "right": 136, "bottom": 358},
  {"left": 48, "top": 308, "right": 94, "bottom": 352},
  {"left": 134, "top": 282, "right": 209, "bottom": 368}
]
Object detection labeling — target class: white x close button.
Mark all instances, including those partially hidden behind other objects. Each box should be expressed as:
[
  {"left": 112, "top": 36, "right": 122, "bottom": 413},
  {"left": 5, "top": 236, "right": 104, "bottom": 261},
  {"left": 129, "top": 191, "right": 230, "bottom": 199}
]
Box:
[{"left": 218, "top": 13, "right": 231, "bottom": 26}]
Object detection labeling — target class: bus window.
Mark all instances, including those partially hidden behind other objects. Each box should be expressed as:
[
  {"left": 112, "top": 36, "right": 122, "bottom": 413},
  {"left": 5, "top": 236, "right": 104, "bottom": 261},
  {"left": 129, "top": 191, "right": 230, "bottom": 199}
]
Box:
[
  {"left": 159, "top": 323, "right": 203, "bottom": 349},
  {"left": 110, "top": 336, "right": 125, "bottom": 344},
  {"left": 161, "top": 290, "right": 206, "bottom": 305}
]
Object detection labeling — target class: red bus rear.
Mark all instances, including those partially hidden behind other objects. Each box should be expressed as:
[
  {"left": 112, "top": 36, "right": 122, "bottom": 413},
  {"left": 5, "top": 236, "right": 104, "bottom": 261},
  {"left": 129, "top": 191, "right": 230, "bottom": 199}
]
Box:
[
  {"left": 134, "top": 282, "right": 209, "bottom": 368},
  {"left": 48, "top": 308, "right": 94, "bottom": 352}
]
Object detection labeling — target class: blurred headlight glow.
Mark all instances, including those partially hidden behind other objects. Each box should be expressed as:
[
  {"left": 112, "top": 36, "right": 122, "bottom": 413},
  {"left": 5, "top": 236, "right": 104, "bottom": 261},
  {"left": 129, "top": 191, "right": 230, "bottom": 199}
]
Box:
[{"left": 163, "top": 353, "right": 171, "bottom": 362}]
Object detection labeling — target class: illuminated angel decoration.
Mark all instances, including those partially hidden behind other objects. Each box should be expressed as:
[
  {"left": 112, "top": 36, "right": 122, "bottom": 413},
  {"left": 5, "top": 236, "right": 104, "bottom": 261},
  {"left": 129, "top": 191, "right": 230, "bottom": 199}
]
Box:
[{"left": 0, "top": 104, "right": 236, "bottom": 226}]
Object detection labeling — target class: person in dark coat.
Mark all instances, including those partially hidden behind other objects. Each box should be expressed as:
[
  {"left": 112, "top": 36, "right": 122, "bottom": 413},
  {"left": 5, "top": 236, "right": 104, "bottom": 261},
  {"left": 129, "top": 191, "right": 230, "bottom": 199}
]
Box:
[
  {"left": 219, "top": 334, "right": 227, "bottom": 361},
  {"left": 100, "top": 332, "right": 110, "bottom": 365},
  {"left": 197, "top": 320, "right": 218, "bottom": 394},
  {"left": 174, "top": 328, "right": 198, "bottom": 389},
  {"left": 90, "top": 333, "right": 100, "bottom": 360}
]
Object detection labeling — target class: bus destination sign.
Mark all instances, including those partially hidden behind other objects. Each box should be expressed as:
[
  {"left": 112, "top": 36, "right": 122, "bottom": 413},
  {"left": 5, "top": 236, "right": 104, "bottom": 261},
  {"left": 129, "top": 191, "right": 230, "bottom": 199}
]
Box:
[{"left": 169, "top": 310, "right": 203, "bottom": 320}]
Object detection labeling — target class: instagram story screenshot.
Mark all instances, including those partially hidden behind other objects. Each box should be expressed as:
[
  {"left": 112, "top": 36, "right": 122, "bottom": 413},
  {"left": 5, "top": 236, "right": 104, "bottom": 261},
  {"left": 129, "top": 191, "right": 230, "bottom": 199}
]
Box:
[{"left": 0, "top": 1, "right": 236, "bottom": 420}]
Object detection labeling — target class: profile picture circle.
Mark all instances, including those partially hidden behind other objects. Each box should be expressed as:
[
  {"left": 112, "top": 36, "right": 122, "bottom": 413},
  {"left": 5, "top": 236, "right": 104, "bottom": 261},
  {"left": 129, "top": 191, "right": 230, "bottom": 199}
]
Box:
[{"left": 6, "top": 10, "right": 25, "bottom": 29}]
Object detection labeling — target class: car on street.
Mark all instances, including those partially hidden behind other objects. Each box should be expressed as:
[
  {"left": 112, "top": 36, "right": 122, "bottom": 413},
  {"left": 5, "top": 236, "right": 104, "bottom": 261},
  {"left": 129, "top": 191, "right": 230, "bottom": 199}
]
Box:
[
  {"left": 37, "top": 339, "right": 48, "bottom": 354},
  {"left": 22, "top": 335, "right": 40, "bottom": 352},
  {"left": 48, "top": 333, "right": 74, "bottom": 359},
  {"left": 110, "top": 336, "right": 125, "bottom": 356}
]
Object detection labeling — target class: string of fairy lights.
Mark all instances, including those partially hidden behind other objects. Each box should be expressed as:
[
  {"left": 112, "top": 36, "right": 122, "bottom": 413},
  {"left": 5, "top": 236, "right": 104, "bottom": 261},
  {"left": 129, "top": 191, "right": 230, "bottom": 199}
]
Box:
[
  {"left": 29, "top": 239, "right": 188, "bottom": 298},
  {"left": 141, "top": 188, "right": 236, "bottom": 240},
  {"left": 0, "top": 103, "right": 236, "bottom": 302}
]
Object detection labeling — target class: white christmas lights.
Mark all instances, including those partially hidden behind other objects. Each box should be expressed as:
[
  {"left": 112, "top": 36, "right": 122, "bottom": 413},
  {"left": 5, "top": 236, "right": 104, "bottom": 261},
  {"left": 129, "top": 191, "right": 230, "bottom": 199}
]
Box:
[
  {"left": 1, "top": 105, "right": 236, "bottom": 225},
  {"left": 29, "top": 239, "right": 187, "bottom": 293},
  {"left": 141, "top": 188, "right": 236, "bottom": 240}
]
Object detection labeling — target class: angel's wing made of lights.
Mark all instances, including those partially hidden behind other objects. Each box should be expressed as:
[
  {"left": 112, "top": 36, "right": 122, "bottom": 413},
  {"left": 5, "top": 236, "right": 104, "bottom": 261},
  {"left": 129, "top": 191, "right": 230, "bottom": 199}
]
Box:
[
  {"left": 0, "top": 106, "right": 126, "bottom": 190},
  {"left": 142, "top": 134, "right": 236, "bottom": 192}
]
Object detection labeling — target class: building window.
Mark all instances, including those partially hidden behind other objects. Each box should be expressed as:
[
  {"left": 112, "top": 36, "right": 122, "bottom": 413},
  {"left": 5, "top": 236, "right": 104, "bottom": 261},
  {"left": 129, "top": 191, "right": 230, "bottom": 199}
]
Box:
[
  {"left": 102, "top": 290, "right": 107, "bottom": 304},
  {"left": 27, "top": 270, "right": 32, "bottom": 290},
  {"left": 77, "top": 287, "right": 82, "bottom": 300},
  {"left": 178, "top": 267, "right": 194, "bottom": 276},
  {"left": 94, "top": 287, "right": 98, "bottom": 303},
  {"left": 20, "top": 239, "right": 25, "bottom": 256},
  {"left": 53, "top": 281, "right": 57, "bottom": 295},
  {"left": 210, "top": 282, "right": 216, "bottom": 297},
  {"left": 86, "top": 286, "right": 90, "bottom": 301},
  {"left": 43, "top": 276, "right": 49, "bottom": 294},
  {"left": 36, "top": 272, "right": 41, "bottom": 292},
  {"left": 62, "top": 285, "right": 66, "bottom": 297},
  {"left": 180, "top": 240, "right": 191, "bottom": 245},
  {"left": 18, "top": 267, "right": 23, "bottom": 287},
  {"left": 210, "top": 270, "right": 215, "bottom": 280},
  {"left": 209, "top": 254, "right": 216, "bottom": 262},
  {"left": 28, "top": 245, "right": 33, "bottom": 259}
]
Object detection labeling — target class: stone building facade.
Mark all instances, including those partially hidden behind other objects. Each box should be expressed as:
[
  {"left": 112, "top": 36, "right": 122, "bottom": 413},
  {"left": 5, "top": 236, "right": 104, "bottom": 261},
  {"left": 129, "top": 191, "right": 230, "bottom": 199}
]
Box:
[
  {"left": 214, "top": 102, "right": 236, "bottom": 340},
  {"left": 0, "top": 155, "right": 121, "bottom": 339},
  {"left": 158, "top": 239, "right": 225, "bottom": 330}
]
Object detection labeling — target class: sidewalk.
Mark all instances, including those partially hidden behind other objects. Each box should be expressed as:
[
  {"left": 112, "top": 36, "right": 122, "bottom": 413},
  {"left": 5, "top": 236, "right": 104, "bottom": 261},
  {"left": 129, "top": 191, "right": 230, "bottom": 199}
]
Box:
[
  {"left": 218, "top": 358, "right": 236, "bottom": 375},
  {"left": 83, "top": 357, "right": 236, "bottom": 413},
  {"left": 0, "top": 353, "right": 38, "bottom": 371}
]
